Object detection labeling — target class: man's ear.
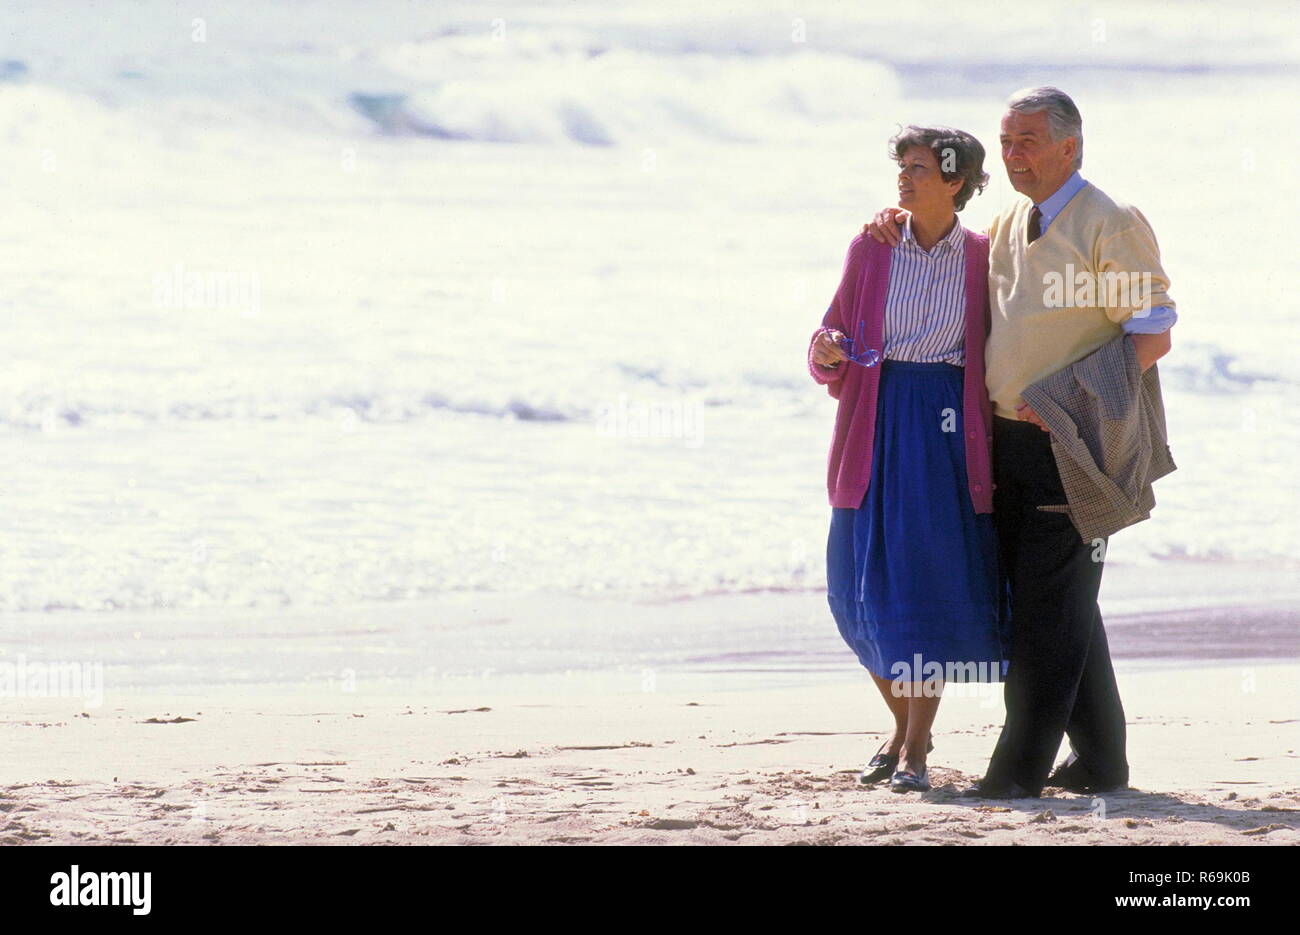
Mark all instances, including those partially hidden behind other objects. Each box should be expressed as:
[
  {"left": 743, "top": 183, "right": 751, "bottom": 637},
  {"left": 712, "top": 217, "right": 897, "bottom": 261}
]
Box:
[{"left": 1062, "top": 136, "right": 1079, "bottom": 167}]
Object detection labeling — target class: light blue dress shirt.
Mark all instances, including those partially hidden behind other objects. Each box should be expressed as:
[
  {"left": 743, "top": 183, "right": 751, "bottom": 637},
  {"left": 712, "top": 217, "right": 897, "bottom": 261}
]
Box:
[{"left": 1034, "top": 171, "right": 1177, "bottom": 334}]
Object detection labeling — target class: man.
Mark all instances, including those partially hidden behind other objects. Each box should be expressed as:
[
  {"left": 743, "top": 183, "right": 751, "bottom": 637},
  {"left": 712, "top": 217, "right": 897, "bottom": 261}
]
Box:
[{"left": 865, "top": 87, "right": 1176, "bottom": 797}]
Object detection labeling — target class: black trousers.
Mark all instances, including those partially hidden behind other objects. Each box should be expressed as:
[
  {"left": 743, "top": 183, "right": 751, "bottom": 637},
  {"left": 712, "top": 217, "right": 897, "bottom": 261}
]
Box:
[{"left": 983, "top": 415, "right": 1129, "bottom": 794}]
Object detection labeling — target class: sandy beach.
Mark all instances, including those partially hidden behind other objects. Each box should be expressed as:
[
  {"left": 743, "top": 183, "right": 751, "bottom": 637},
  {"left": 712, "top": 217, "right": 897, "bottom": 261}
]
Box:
[
  {"left": 2, "top": 667, "right": 1296, "bottom": 846},
  {"left": 3, "top": 567, "right": 1296, "bottom": 846}
]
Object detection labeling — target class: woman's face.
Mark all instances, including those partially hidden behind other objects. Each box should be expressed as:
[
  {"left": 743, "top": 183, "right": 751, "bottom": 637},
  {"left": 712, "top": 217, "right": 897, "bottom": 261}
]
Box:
[{"left": 896, "top": 145, "right": 961, "bottom": 213}]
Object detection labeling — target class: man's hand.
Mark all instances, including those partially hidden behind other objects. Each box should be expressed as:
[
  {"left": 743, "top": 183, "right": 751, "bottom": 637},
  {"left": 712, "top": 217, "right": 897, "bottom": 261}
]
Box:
[
  {"left": 1130, "top": 329, "right": 1172, "bottom": 372},
  {"left": 812, "top": 329, "right": 848, "bottom": 367},
  {"left": 862, "top": 207, "right": 909, "bottom": 246},
  {"left": 1015, "top": 401, "right": 1050, "bottom": 432}
]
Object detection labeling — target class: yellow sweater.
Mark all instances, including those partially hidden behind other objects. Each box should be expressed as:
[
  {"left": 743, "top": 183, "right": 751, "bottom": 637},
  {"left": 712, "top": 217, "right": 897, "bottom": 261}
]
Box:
[{"left": 985, "top": 183, "right": 1174, "bottom": 418}]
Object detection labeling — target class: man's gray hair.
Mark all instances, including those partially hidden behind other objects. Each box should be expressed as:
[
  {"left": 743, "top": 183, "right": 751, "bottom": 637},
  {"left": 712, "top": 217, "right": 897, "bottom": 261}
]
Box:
[{"left": 1006, "top": 86, "right": 1083, "bottom": 171}]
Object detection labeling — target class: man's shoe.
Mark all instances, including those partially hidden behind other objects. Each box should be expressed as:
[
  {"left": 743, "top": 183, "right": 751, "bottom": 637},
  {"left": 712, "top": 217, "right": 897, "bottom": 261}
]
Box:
[
  {"left": 1046, "top": 759, "right": 1125, "bottom": 794},
  {"left": 890, "top": 767, "right": 931, "bottom": 793},
  {"left": 960, "top": 778, "right": 1038, "bottom": 799},
  {"left": 1045, "top": 759, "right": 1087, "bottom": 789}
]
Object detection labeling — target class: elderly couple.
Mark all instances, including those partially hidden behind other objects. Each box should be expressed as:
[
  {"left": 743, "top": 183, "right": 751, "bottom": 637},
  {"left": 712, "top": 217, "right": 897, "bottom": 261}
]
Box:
[{"left": 808, "top": 87, "right": 1177, "bottom": 796}]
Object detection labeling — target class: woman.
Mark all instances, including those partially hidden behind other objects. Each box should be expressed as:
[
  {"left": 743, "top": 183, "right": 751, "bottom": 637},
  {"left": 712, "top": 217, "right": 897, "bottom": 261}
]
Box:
[{"left": 807, "top": 126, "right": 1008, "bottom": 793}]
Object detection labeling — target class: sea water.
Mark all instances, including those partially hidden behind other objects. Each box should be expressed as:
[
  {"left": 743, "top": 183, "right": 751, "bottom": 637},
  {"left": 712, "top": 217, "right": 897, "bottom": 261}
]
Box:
[{"left": 0, "top": 0, "right": 1295, "bottom": 622}]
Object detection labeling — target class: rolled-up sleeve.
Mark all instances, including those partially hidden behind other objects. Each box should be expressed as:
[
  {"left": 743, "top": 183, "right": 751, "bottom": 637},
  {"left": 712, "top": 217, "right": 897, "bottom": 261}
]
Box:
[
  {"left": 1098, "top": 206, "right": 1175, "bottom": 331},
  {"left": 1121, "top": 304, "right": 1177, "bottom": 334}
]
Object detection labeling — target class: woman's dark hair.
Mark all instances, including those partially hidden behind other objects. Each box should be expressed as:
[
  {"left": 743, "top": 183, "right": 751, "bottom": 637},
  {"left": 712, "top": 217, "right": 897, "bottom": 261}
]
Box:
[{"left": 887, "top": 125, "right": 990, "bottom": 212}]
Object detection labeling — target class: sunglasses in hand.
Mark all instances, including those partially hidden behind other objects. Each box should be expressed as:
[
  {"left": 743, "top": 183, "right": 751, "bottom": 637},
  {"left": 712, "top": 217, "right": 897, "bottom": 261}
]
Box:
[{"left": 838, "top": 318, "right": 882, "bottom": 368}]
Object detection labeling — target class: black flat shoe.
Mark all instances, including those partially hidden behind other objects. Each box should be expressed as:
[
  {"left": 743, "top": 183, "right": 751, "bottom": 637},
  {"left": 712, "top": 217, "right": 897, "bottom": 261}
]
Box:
[
  {"left": 890, "top": 768, "right": 930, "bottom": 793},
  {"left": 960, "top": 778, "right": 1038, "bottom": 799},
  {"left": 857, "top": 735, "right": 935, "bottom": 785},
  {"left": 857, "top": 747, "right": 899, "bottom": 785}
]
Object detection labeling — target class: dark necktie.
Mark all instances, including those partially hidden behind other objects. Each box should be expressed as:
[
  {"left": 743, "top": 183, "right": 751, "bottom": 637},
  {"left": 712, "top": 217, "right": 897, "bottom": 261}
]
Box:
[{"left": 1027, "top": 205, "right": 1042, "bottom": 244}]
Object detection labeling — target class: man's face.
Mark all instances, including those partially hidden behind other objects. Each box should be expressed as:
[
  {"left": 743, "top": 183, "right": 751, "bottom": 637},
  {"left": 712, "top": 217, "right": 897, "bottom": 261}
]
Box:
[{"left": 999, "top": 109, "right": 1076, "bottom": 203}]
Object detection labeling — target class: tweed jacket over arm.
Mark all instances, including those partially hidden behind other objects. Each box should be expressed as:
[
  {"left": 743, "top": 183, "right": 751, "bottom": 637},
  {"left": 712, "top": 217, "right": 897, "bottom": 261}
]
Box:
[{"left": 1020, "top": 334, "right": 1176, "bottom": 542}]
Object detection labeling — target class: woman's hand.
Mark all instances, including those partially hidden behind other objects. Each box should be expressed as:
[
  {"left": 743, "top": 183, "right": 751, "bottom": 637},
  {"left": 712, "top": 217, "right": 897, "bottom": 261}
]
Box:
[
  {"left": 862, "top": 207, "right": 909, "bottom": 246},
  {"left": 812, "top": 329, "right": 848, "bottom": 367}
]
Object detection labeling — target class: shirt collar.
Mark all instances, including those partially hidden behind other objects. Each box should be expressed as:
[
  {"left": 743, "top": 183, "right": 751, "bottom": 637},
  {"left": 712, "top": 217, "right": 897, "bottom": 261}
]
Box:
[
  {"left": 900, "top": 214, "right": 964, "bottom": 253},
  {"left": 1034, "top": 170, "right": 1087, "bottom": 229}
]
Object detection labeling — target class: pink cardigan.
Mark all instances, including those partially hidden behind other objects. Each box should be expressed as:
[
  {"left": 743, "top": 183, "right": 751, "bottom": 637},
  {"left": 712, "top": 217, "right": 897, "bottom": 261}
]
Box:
[{"left": 807, "top": 231, "right": 994, "bottom": 513}]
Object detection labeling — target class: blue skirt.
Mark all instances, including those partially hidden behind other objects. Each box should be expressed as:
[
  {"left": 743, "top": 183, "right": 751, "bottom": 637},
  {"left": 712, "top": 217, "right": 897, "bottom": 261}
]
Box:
[{"left": 826, "top": 360, "right": 1009, "bottom": 683}]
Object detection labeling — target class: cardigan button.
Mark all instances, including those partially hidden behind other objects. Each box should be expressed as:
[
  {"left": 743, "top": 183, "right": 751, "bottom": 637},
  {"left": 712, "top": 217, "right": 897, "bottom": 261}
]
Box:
[{"left": 973, "top": 484, "right": 983, "bottom": 492}]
